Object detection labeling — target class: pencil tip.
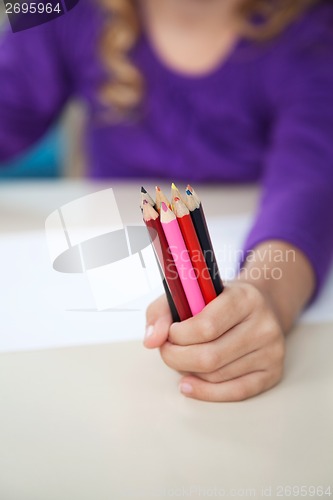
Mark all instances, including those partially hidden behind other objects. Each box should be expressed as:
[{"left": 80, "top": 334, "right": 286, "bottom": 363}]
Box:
[
  {"left": 186, "top": 184, "right": 193, "bottom": 192},
  {"left": 171, "top": 182, "right": 177, "bottom": 190},
  {"left": 161, "top": 202, "right": 168, "bottom": 212},
  {"left": 174, "top": 196, "right": 180, "bottom": 202},
  {"left": 185, "top": 189, "right": 192, "bottom": 196},
  {"left": 141, "top": 186, "right": 147, "bottom": 193},
  {"left": 156, "top": 186, "right": 161, "bottom": 191}
]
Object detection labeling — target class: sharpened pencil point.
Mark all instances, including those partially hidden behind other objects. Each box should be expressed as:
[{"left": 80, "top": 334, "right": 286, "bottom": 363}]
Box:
[
  {"left": 186, "top": 184, "right": 194, "bottom": 192},
  {"left": 161, "top": 202, "right": 168, "bottom": 212},
  {"left": 156, "top": 186, "right": 161, "bottom": 192},
  {"left": 141, "top": 186, "right": 147, "bottom": 193},
  {"left": 174, "top": 197, "right": 180, "bottom": 202},
  {"left": 186, "top": 189, "right": 192, "bottom": 196},
  {"left": 171, "top": 182, "right": 177, "bottom": 190}
]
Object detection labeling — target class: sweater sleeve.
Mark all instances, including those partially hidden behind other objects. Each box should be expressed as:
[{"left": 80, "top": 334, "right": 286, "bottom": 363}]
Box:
[
  {"left": 0, "top": 21, "right": 71, "bottom": 162},
  {"left": 243, "top": 12, "right": 333, "bottom": 299}
]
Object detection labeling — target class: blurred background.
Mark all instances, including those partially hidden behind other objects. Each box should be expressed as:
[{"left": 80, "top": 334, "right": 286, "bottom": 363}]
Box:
[{"left": 0, "top": 6, "right": 86, "bottom": 179}]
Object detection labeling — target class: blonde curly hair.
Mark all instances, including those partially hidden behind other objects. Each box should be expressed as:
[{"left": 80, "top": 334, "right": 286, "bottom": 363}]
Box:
[{"left": 99, "top": 0, "right": 320, "bottom": 113}]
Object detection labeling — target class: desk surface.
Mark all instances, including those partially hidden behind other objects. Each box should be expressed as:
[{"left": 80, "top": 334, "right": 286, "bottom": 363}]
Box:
[{"left": 0, "top": 181, "right": 332, "bottom": 500}]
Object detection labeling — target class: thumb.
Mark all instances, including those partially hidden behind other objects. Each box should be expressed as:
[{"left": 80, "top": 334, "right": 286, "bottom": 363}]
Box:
[{"left": 144, "top": 295, "right": 173, "bottom": 349}]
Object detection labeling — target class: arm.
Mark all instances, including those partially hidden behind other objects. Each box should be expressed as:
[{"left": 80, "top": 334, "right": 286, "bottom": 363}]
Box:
[
  {"left": 144, "top": 12, "right": 333, "bottom": 401},
  {"left": 243, "top": 4, "right": 333, "bottom": 300},
  {"left": 239, "top": 241, "right": 314, "bottom": 334}
]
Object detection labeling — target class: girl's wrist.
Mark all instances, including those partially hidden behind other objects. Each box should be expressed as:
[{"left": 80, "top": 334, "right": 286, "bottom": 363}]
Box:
[{"left": 236, "top": 240, "right": 315, "bottom": 333}]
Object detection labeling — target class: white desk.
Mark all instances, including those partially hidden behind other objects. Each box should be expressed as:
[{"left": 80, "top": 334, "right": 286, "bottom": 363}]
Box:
[{"left": 0, "top": 181, "right": 332, "bottom": 500}]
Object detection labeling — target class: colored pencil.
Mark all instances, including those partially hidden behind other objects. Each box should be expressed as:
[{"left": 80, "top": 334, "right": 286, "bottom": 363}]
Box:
[
  {"left": 186, "top": 184, "right": 200, "bottom": 205},
  {"left": 140, "top": 186, "right": 155, "bottom": 209},
  {"left": 185, "top": 189, "right": 224, "bottom": 295},
  {"left": 141, "top": 189, "right": 177, "bottom": 319},
  {"left": 160, "top": 202, "right": 205, "bottom": 316},
  {"left": 173, "top": 197, "right": 217, "bottom": 305},
  {"left": 155, "top": 186, "right": 171, "bottom": 213},
  {"left": 143, "top": 201, "right": 192, "bottom": 321},
  {"left": 171, "top": 182, "right": 186, "bottom": 207}
]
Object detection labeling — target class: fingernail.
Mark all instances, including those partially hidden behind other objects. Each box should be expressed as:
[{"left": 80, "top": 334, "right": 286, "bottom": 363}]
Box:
[
  {"left": 145, "top": 325, "right": 154, "bottom": 340},
  {"left": 179, "top": 383, "right": 193, "bottom": 395}
]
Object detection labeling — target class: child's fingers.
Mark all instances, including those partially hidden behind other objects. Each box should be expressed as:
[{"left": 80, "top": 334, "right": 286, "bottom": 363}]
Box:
[
  {"left": 195, "top": 349, "right": 264, "bottom": 383},
  {"left": 144, "top": 295, "right": 173, "bottom": 349},
  {"left": 178, "top": 371, "right": 278, "bottom": 402},
  {"left": 168, "top": 285, "right": 251, "bottom": 346},
  {"left": 160, "top": 322, "right": 258, "bottom": 373}
]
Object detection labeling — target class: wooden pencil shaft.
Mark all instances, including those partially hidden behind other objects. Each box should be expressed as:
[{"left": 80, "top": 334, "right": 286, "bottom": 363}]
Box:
[
  {"left": 145, "top": 218, "right": 192, "bottom": 321},
  {"left": 177, "top": 212, "right": 217, "bottom": 304},
  {"left": 160, "top": 204, "right": 205, "bottom": 316},
  {"left": 149, "top": 233, "right": 179, "bottom": 322},
  {"left": 162, "top": 275, "right": 180, "bottom": 322},
  {"left": 190, "top": 206, "right": 224, "bottom": 295},
  {"left": 155, "top": 187, "right": 171, "bottom": 213},
  {"left": 141, "top": 187, "right": 155, "bottom": 208},
  {"left": 186, "top": 185, "right": 200, "bottom": 205},
  {"left": 141, "top": 184, "right": 222, "bottom": 319},
  {"left": 171, "top": 183, "right": 186, "bottom": 206}
]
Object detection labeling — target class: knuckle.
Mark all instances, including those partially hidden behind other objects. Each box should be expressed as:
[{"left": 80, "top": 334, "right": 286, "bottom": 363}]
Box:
[
  {"left": 257, "top": 315, "right": 281, "bottom": 343},
  {"left": 244, "top": 283, "right": 255, "bottom": 300},
  {"left": 234, "top": 376, "right": 265, "bottom": 402},
  {"left": 231, "top": 283, "right": 249, "bottom": 309},
  {"left": 232, "top": 383, "right": 250, "bottom": 401},
  {"left": 198, "top": 316, "right": 217, "bottom": 341},
  {"left": 242, "top": 282, "right": 258, "bottom": 303},
  {"left": 235, "top": 282, "right": 249, "bottom": 300},
  {"left": 236, "top": 283, "right": 264, "bottom": 313},
  {"left": 196, "top": 347, "right": 220, "bottom": 373},
  {"left": 249, "top": 286, "right": 265, "bottom": 308}
]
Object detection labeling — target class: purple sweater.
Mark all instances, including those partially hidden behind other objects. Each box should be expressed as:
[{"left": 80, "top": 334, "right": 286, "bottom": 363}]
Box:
[{"left": 1, "top": 0, "right": 333, "bottom": 297}]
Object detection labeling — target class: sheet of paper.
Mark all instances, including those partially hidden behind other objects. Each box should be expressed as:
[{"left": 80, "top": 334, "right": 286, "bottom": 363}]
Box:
[{"left": 1, "top": 214, "right": 332, "bottom": 352}]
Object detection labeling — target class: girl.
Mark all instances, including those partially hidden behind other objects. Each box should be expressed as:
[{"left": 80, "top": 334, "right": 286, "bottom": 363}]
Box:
[{"left": 1, "top": 0, "right": 333, "bottom": 401}]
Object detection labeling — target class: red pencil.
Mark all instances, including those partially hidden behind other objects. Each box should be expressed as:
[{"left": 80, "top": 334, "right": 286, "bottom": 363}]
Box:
[
  {"left": 171, "top": 182, "right": 186, "bottom": 207},
  {"left": 143, "top": 201, "right": 192, "bottom": 321},
  {"left": 173, "top": 197, "right": 217, "bottom": 305}
]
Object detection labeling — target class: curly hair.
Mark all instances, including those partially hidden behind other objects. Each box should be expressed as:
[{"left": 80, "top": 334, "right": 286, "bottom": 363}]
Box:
[{"left": 99, "top": 0, "right": 321, "bottom": 114}]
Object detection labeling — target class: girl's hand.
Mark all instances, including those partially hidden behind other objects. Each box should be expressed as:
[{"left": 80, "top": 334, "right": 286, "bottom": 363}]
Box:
[{"left": 144, "top": 282, "right": 286, "bottom": 402}]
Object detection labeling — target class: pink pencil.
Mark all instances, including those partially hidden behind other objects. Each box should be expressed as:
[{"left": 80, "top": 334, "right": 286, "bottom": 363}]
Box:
[{"left": 160, "top": 202, "right": 205, "bottom": 316}]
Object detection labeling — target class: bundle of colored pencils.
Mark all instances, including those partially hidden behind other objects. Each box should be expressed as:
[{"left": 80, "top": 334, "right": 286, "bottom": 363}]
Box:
[{"left": 141, "top": 184, "right": 224, "bottom": 322}]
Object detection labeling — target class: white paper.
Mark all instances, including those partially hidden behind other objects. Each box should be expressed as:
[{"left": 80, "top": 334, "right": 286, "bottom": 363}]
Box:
[
  {"left": 0, "top": 231, "right": 163, "bottom": 352},
  {"left": 0, "top": 214, "right": 332, "bottom": 353},
  {"left": 86, "top": 253, "right": 150, "bottom": 311}
]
